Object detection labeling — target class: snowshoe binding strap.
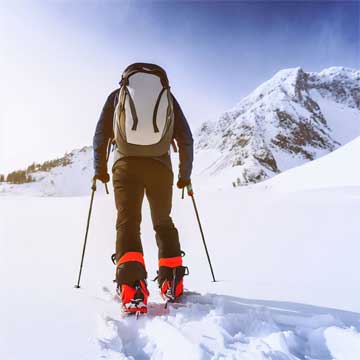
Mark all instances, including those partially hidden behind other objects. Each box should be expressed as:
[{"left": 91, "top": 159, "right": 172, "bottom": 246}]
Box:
[
  {"left": 160, "top": 266, "right": 189, "bottom": 306},
  {"left": 120, "top": 280, "right": 149, "bottom": 315}
]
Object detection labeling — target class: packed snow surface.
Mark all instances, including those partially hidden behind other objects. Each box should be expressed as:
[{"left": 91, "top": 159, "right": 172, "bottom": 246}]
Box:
[{"left": 1, "top": 137, "right": 360, "bottom": 359}]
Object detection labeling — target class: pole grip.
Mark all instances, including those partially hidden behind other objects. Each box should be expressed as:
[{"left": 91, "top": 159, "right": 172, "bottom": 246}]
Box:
[
  {"left": 105, "top": 183, "right": 109, "bottom": 194},
  {"left": 186, "top": 183, "right": 193, "bottom": 196}
]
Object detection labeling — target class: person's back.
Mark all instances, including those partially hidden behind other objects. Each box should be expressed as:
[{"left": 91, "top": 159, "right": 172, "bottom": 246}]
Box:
[{"left": 93, "top": 63, "right": 194, "bottom": 314}]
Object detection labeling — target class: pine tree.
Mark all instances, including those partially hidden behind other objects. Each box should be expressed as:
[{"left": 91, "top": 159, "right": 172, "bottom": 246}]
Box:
[{"left": 6, "top": 170, "right": 28, "bottom": 184}]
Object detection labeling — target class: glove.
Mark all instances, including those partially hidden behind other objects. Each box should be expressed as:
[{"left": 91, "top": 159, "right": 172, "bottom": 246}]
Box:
[
  {"left": 177, "top": 178, "right": 191, "bottom": 189},
  {"left": 94, "top": 173, "right": 110, "bottom": 184}
]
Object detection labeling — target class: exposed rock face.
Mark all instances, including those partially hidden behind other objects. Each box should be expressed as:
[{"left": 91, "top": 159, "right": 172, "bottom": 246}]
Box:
[{"left": 196, "top": 67, "right": 360, "bottom": 184}]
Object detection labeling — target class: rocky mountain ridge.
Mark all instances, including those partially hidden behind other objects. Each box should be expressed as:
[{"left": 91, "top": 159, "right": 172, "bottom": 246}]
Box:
[{"left": 196, "top": 66, "right": 360, "bottom": 184}]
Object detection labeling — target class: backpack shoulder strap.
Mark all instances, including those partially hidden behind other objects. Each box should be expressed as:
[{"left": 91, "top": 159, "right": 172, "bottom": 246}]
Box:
[
  {"left": 124, "top": 87, "right": 139, "bottom": 131},
  {"left": 152, "top": 88, "right": 167, "bottom": 133}
]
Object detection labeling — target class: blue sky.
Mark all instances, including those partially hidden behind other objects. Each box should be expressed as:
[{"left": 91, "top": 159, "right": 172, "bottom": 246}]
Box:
[{"left": 0, "top": 0, "right": 359, "bottom": 173}]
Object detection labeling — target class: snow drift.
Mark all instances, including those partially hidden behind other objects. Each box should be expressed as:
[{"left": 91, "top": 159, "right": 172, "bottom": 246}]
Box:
[{"left": 261, "top": 136, "right": 360, "bottom": 192}]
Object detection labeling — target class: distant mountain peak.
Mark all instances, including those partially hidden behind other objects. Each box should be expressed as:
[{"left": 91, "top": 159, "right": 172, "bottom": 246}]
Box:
[{"left": 196, "top": 66, "right": 360, "bottom": 185}]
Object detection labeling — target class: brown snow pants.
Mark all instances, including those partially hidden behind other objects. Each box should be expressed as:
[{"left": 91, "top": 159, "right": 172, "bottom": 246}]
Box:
[{"left": 112, "top": 158, "right": 181, "bottom": 264}]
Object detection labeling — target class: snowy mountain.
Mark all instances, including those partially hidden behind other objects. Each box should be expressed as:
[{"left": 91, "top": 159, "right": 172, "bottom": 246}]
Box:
[
  {"left": 1, "top": 66, "right": 359, "bottom": 196},
  {"left": 0, "top": 146, "right": 96, "bottom": 197},
  {"left": 1, "top": 136, "right": 360, "bottom": 359},
  {"left": 196, "top": 66, "right": 360, "bottom": 185}
]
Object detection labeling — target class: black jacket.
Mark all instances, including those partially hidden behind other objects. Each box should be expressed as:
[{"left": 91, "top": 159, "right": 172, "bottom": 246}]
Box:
[{"left": 93, "top": 89, "right": 194, "bottom": 181}]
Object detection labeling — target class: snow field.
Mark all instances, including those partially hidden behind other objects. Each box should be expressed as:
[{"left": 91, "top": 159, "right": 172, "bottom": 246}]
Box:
[
  {"left": 1, "top": 173, "right": 360, "bottom": 359},
  {"left": 97, "top": 286, "right": 360, "bottom": 359}
]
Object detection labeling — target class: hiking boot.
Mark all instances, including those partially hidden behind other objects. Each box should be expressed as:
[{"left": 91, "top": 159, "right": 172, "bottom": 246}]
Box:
[
  {"left": 114, "top": 251, "right": 149, "bottom": 314},
  {"left": 157, "top": 256, "right": 189, "bottom": 302}
]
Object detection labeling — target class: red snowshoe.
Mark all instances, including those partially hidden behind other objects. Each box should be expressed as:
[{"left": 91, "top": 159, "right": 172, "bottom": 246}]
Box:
[
  {"left": 113, "top": 251, "right": 149, "bottom": 315},
  {"left": 119, "top": 280, "right": 149, "bottom": 315},
  {"left": 157, "top": 256, "right": 189, "bottom": 304}
]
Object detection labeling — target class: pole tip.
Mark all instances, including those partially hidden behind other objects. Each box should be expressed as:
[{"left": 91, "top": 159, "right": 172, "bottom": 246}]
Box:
[{"left": 74, "top": 285, "right": 81, "bottom": 289}]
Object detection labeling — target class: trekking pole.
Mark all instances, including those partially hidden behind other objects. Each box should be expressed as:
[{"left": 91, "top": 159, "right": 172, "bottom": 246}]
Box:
[
  {"left": 186, "top": 184, "right": 216, "bottom": 282},
  {"left": 74, "top": 178, "right": 97, "bottom": 288}
]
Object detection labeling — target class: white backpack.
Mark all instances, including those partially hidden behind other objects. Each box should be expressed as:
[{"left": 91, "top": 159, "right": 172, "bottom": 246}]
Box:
[{"left": 113, "top": 63, "right": 174, "bottom": 157}]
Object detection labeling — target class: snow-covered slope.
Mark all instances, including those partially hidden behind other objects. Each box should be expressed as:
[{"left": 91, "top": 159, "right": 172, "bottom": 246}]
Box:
[
  {"left": 1, "top": 137, "right": 360, "bottom": 359},
  {"left": 260, "top": 136, "right": 360, "bottom": 192},
  {"left": 0, "top": 147, "right": 99, "bottom": 197},
  {"left": 196, "top": 67, "right": 360, "bottom": 185}
]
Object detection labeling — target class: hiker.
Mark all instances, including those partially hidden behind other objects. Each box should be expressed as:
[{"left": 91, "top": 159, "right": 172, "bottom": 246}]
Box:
[{"left": 93, "top": 63, "right": 193, "bottom": 314}]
